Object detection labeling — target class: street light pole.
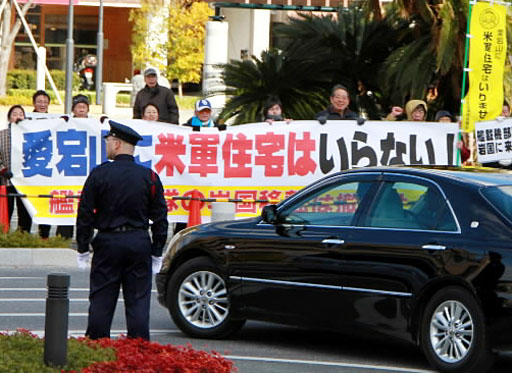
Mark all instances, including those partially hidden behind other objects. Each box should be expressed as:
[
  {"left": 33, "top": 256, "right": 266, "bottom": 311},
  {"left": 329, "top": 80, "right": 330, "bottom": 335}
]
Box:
[
  {"left": 95, "top": 0, "right": 104, "bottom": 105},
  {"left": 64, "top": 0, "right": 75, "bottom": 113}
]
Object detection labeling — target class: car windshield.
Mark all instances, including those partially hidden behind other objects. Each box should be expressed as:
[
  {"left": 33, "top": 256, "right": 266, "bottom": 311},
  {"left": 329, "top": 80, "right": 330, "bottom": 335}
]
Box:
[{"left": 481, "top": 185, "right": 512, "bottom": 222}]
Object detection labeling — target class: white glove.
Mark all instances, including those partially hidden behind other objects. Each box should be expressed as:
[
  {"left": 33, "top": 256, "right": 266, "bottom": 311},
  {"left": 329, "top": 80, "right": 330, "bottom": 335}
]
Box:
[
  {"left": 152, "top": 256, "right": 163, "bottom": 274},
  {"left": 77, "top": 252, "right": 90, "bottom": 270},
  {"left": 498, "top": 159, "right": 512, "bottom": 167}
]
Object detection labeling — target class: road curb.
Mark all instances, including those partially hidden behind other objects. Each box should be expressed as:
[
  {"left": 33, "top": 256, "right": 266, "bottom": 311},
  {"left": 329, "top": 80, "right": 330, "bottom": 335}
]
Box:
[{"left": 0, "top": 248, "right": 76, "bottom": 267}]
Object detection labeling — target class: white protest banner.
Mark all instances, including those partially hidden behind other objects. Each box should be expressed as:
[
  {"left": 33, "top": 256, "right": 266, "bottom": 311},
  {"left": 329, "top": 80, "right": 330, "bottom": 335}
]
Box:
[
  {"left": 10, "top": 118, "right": 458, "bottom": 225},
  {"left": 475, "top": 118, "right": 512, "bottom": 163}
]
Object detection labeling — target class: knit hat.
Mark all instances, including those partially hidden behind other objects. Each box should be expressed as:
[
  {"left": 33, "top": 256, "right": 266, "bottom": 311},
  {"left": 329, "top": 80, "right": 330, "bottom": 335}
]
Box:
[{"left": 434, "top": 110, "right": 455, "bottom": 122}]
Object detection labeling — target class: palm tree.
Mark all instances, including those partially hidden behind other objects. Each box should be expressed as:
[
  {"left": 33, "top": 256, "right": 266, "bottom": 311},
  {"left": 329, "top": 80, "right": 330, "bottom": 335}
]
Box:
[
  {"left": 218, "top": 49, "right": 330, "bottom": 124},
  {"left": 219, "top": 1, "right": 470, "bottom": 122},
  {"left": 218, "top": 5, "right": 407, "bottom": 123},
  {"left": 379, "top": 0, "right": 469, "bottom": 116},
  {"left": 275, "top": 6, "right": 409, "bottom": 118}
]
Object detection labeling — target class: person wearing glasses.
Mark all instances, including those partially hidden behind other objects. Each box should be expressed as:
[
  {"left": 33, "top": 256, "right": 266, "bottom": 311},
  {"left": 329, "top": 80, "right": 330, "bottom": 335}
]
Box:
[
  {"left": 314, "top": 84, "right": 358, "bottom": 121},
  {"left": 0, "top": 105, "right": 32, "bottom": 233}
]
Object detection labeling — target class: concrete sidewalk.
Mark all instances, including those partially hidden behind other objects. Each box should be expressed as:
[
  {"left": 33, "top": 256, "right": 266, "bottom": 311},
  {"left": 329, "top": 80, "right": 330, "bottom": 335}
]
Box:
[{"left": 0, "top": 248, "right": 77, "bottom": 267}]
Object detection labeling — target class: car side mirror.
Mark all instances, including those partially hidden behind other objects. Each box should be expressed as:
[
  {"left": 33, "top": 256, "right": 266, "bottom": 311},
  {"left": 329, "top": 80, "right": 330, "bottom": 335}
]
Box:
[{"left": 261, "top": 205, "right": 278, "bottom": 224}]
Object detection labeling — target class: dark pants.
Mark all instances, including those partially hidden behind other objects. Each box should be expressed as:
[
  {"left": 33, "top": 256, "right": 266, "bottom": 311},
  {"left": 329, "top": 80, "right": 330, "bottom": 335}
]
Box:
[
  {"left": 86, "top": 230, "right": 152, "bottom": 340},
  {"left": 38, "top": 224, "right": 50, "bottom": 238},
  {"left": 56, "top": 225, "right": 74, "bottom": 238},
  {"left": 39, "top": 224, "right": 74, "bottom": 239},
  {"left": 7, "top": 185, "right": 32, "bottom": 232}
]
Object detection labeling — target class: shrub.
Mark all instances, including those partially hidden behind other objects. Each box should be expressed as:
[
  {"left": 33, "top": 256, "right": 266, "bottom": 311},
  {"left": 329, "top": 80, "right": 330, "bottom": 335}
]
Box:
[
  {"left": 0, "top": 88, "right": 196, "bottom": 109},
  {"left": 7, "top": 69, "right": 81, "bottom": 91},
  {"left": 0, "top": 89, "right": 131, "bottom": 107},
  {"left": 83, "top": 337, "right": 236, "bottom": 372},
  {"left": 176, "top": 95, "right": 198, "bottom": 110},
  {"left": 0, "top": 330, "right": 236, "bottom": 372},
  {"left": 5, "top": 88, "right": 66, "bottom": 105},
  {"left": 0, "top": 230, "right": 71, "bottom": 248},
  {"left": 7, "top": 70, "right": 36, "bottom": 90},
  {"left": 0, "top": 330, "right": 115, "bottom": 372}
]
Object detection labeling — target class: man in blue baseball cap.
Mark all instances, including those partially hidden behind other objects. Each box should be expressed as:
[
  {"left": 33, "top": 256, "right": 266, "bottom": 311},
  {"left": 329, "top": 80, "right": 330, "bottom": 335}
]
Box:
[
  {"left": 184, "top": 99, "right": 218, "bottom": 128},
  {"left": 76, "top": 120, "right": 168, "bottom": 340}
]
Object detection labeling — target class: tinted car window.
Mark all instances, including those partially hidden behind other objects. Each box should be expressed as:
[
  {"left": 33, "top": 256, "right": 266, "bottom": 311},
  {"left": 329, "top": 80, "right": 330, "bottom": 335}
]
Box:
[
  {"left": 280, "top": 181, "right": 374, "bottom": 226},
  {"left": 364, "top": 181, "right": 457, "bottom": 231},
  {"left": 481, "top": 185, "right": 512, "bottom": 223}
]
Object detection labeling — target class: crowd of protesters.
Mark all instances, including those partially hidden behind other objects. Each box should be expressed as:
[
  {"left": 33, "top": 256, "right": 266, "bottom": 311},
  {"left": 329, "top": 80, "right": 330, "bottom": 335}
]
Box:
[{"left": 2, "top": 68, "right": 510, "bottom": 238}]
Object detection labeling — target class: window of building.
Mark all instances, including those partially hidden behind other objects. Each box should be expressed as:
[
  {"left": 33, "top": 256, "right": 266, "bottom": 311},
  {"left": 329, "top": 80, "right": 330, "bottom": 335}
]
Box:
[{"left": 14, "top": 10, "right": 98, "bottom": 71}]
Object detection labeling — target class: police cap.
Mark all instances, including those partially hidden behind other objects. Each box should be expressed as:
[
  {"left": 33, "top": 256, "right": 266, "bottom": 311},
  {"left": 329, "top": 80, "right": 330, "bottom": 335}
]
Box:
[{"left": 104, "top": 120, "right": 143, "bottom": 145}]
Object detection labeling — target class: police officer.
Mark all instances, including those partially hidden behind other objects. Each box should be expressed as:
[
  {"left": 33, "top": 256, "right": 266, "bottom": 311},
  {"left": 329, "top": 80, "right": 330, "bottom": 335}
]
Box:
[{"left": 76, "top": 120, "right": 168, "bottom": 340}]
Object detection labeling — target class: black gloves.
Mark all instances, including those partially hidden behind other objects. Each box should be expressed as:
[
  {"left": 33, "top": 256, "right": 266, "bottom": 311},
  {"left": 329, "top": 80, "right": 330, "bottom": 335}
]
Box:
[{"left": 317, "top": 116, "right": 327, "bottom": 125}]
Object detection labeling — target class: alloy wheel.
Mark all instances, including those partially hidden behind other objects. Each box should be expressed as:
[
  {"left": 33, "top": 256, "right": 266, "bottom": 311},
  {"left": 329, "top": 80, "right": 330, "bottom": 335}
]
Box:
[
  {"left": 429, "top": 300, "right": 474, "bottom": 363},
  {"left": 178, "top": 270, "right": 229, "bottom": 328}
]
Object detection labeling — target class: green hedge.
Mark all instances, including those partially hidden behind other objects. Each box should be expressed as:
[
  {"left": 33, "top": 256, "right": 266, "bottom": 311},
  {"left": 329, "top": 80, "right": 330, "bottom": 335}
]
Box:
[
  {"left": 0, "top": 89, "right": 197, "bottom": 109},
  {"left": 0, "top": 89, "right": 130, "bottom": 106},
  {"left": 5, "top": 70, "right": 199, "bottom": 109},
  {"left": 0, "top": 231, "right": 70, "bottom": 248},
  {"left": 7, "top": 69, "right": 81, "bottom": 91},
  {"left": 1, "top": 331, "right": 235, "bottom": 372},
  {"left": 0, "top": 331, "right": 115, "bottom": 372}
]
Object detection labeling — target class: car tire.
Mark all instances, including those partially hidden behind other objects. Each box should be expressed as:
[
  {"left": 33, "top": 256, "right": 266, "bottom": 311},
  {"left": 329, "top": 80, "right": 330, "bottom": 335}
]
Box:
[
  {"left": 167, "top": 256, "right": 245, "bottom": 339},
  {"left": 420, "top": 286, "right": 494, "bottom": 372}
]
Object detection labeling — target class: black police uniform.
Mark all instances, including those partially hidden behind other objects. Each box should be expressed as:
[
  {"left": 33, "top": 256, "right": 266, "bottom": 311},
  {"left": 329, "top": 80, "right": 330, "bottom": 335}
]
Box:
[{"left": 76, "top": 121, "right": 168, "bottom": 340}]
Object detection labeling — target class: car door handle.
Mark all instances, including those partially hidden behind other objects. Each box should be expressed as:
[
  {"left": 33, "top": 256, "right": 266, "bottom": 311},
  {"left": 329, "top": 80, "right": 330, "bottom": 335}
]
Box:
[
  {"left": 322, "top": 239, "right": 345, "bottom": 245},
  {"left": 421, "top": 244, "right": 446, "bottom": 251}
]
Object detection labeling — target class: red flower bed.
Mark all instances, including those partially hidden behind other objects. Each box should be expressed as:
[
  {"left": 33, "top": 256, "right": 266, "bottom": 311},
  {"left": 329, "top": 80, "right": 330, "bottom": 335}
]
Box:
[{"left": 80, "top": 337, "right": 236, "bottom": 373}]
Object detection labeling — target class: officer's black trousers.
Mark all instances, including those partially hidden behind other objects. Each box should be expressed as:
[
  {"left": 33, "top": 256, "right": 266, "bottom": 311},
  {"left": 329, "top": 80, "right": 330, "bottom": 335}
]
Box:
[{"left": 86, "top": 230, "right": 152, "bottom": 340}]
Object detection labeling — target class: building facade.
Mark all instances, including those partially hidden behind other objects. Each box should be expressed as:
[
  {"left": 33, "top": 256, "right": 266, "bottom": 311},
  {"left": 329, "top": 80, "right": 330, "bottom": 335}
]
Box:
[
  {"left": 12, "top": 0, "right": 139, "bottom": 82},
  {"left": 205, "top": 0, "right": 341, "bottom": 63}
]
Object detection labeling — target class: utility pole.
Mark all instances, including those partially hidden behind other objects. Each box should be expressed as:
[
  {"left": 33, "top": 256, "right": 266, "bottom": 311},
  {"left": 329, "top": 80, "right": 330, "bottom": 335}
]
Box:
[
  {"left": 64, "top": 0, "right": 75, "bottom": 113},
  {"left": 95, "top": 0, "right": 104, "bottom": 105}
]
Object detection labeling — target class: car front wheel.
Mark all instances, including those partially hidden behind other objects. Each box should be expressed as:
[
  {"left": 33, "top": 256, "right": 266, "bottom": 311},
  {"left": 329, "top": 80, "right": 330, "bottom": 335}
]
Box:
[
  {"left": 167, "top": 257, "right": 245, "bottom": 338},
  {"left": 420, "top": 286, "right": 493, "bottom": 372}
]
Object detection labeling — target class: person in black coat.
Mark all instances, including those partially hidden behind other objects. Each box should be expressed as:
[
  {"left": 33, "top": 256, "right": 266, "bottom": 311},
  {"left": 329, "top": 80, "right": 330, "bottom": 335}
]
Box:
[
  {"left": 133, "top": 67, "right": 179, "bottom": 124},
  {"left": 76, "top": 120, "right": 168, "bottom": 340},
  {"left": 262, "top": 96, "right": 292, "bottom": 124},
  {"left": 314, "top": 84, "right": 358, "bottom": 121}
]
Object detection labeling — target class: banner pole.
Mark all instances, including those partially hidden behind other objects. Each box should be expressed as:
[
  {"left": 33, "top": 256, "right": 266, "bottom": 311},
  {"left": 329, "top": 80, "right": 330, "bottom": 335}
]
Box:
[{"left": 459, "top": 0, "right": 474, "bottom": 166}]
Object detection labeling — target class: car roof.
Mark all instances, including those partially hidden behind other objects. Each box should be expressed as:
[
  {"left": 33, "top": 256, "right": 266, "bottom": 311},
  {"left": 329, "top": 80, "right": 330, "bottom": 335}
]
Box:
[{"left": 341, "top": 166, "right": 512, "bottom": 187}]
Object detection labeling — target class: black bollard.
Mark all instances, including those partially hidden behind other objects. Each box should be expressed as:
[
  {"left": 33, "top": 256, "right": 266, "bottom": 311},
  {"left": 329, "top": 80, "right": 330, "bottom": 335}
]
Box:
[{"left": 44, "top": 273, "right": 70, "bottom": 367}]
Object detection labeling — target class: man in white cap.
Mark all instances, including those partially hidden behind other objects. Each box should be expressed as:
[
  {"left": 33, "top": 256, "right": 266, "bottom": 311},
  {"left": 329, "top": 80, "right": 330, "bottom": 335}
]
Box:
[
  {"left": 183, "top": 99, "right": 218, "bottom": 128},
  {"left": 133, "top": 67, "right": 179, "bottom": 124}
]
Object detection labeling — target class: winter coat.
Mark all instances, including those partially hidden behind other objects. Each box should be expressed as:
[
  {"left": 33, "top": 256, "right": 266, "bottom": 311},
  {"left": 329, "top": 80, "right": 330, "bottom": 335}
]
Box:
[
  {"left": 314, "top": 105, "right": 358, "bottom": 120},
  {"left": 133, "top": 84, "right": 179, "bottom": 124}
]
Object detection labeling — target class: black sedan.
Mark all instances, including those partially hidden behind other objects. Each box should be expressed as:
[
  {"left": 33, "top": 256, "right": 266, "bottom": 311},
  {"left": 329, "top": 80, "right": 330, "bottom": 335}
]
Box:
[{"left": 156, "top": 166, "right": 512, "bottom": 372}]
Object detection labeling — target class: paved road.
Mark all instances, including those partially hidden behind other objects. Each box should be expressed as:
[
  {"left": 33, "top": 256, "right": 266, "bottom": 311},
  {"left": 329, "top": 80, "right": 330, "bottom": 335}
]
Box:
[{"left": 1, "top": 266, "right": 511, "bottom": 372}]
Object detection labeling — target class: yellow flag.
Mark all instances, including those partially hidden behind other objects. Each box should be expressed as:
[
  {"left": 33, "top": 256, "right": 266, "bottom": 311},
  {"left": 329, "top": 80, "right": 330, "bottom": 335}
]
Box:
[{"left": 462, "top": 2, "right": 507, "bottom": 132}]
